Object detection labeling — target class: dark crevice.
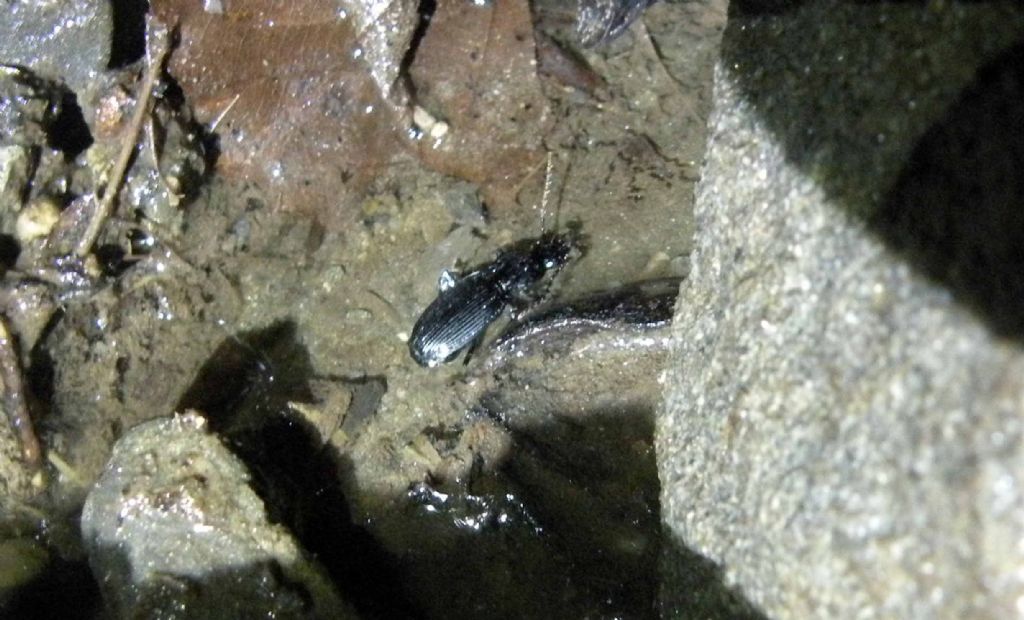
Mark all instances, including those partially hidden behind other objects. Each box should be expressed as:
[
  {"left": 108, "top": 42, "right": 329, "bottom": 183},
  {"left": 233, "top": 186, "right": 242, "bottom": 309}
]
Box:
[
  {"left": 26, "top": 307, "right": 62, "bottom": 408},
  {"left": 499, "top": 409, "right": 662, "bottom": 617},
  {"left": 729, "top": 0, "right": 806, "bottom": 17},
  {"left": 659, "top": 541, "right": 768, "bottom": 619},
  {"left": 232, "top": 415, "right": 422, "bottom": 620},
  {"left": 47, "top": 90, "right": 92, "bottom": 160},
  {"left": 399, "top": 0, "right": 437, "bottom": 99},
  {"left": 155, "top": 67, "right": 186, "bottom": 108},
  {"left": 0, "top": 234, "right": 20, "bottom": 270},
  {"left": 725, "top": 5, "right": 1024, "bottom": 342},
  {"left": 108, "top": 0, "right": 149, "bottom": 69},
  {"left": 154, "top": 70, "right": 221, "bottom": 193},
  {"left": 0, "top": 558, "right": 102, "bottom": 620},
  {"left": 873, "top": 42, "right": 1024, "bottom": 338}
]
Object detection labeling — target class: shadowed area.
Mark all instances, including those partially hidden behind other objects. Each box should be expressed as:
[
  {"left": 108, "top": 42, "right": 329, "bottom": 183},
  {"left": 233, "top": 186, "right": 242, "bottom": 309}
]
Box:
[
  {"left": 723, "top": 0, "right": 1024, "bottom": 338},
  {"left": 874, "top": 42, "right": 1024, "bottom": 336},
  {"left": 163, "top": 313, "right": 763, "bottom": 618}
]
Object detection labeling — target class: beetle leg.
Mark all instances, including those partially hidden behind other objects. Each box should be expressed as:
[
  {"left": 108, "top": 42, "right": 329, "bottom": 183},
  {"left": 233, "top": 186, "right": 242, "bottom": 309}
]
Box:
[{"left": 462, "top": 329, "right": 488, "bottom": 366}]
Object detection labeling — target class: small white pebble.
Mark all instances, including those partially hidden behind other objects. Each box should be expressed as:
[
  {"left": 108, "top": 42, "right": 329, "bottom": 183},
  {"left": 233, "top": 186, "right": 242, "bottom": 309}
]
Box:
[
  {"left": 412, "top": 105, "right": 449, "bottom": 141},
  {"left": 428, "top": 120, "right": 449, "bottom": 140},
  {"left": 412, "top": 105, "right": 436, "bottom": 129},
  {"left": 15, "top": 198, "right": 60, "bottom": 242}
]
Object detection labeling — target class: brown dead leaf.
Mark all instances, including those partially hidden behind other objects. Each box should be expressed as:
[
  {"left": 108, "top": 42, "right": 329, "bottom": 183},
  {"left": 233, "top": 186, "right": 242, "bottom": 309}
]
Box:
[
  {"left": 409, "top": 0, "right": 552, "bottom": 214},
  {"left": 150, "top": 1, "right": 416, "bottom": 224}
]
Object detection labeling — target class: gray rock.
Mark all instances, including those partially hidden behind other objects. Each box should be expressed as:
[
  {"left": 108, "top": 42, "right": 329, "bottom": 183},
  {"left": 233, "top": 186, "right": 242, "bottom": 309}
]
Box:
[
  {"left": 81, "top": 411, "right": 356, "bottom": 619},
  {"left": 659, "top": 2, "right": 1024, "bottom": 618},
  {"left": 0, "top": 0, "right": 112, "bottom": 108}
]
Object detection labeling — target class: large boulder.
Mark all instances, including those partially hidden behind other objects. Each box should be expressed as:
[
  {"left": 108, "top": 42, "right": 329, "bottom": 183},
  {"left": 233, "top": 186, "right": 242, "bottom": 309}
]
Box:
[{"left": 659, "top": 2, "right": 1024, "bottom": 617}]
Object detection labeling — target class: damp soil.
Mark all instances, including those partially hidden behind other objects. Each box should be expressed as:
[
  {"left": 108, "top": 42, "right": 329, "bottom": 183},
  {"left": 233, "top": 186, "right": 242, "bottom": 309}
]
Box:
[{"left": 1, "top": 1, "right": 728, "bottom": 617}]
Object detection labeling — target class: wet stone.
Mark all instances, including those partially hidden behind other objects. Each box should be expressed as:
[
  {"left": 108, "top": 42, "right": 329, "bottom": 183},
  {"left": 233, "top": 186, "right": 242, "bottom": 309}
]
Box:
[
  {"left": 660, "top": 2, "right": 1024, "bottom": 617},
  {"left": 0, "top": 1, "right": 112, "bottom": 125},
  {"left": 80, "top": 411, "right": 355, "bottom": 620}
]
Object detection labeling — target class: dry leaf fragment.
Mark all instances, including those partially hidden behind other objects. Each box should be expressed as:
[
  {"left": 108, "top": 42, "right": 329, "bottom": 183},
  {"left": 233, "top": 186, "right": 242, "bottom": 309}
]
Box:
[
  {"left": 151, "top": 0, "right": 417, "bottom": 224},
  {"left": 409, "top": 0, "right": 552, "bottom": 214}
]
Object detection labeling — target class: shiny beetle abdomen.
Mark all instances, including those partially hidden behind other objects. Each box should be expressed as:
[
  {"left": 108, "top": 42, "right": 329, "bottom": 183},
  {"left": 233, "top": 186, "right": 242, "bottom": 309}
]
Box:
[
  {"left": 409, "top": 231, "right": 580, "bottom": 368},
  {"left": 409, "top": 270, "right": 509, "bottom": 367}
]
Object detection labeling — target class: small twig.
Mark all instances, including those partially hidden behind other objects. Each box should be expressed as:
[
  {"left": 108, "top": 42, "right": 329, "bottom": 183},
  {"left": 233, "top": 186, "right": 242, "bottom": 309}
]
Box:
[
  {"left": 209, "top": 93, "right": 241, "bottom": 133},
  {"left": 540, "top": 151, "right": 554, "bottom": 223},
  {"left": 47, "top": 451, "right": 85, "bottom": 486},
  {"left": 145, "top": 108, "right": 162, "bottom": 170},
  {"left": 0, "top": 316, "right": 41, "bottom": 466},
  {"left": 75, "top": 19, "right": 171, "bottom": 258}
]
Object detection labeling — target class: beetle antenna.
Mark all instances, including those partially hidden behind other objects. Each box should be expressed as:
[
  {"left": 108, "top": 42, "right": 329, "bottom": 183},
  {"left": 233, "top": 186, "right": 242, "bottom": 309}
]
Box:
[{"left": 540, "top": 151, "right": 555, "bottom": 235}]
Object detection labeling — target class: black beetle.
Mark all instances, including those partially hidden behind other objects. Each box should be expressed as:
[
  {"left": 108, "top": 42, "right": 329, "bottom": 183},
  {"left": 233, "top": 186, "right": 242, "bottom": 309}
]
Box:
[{"left": 409, "top": 230, "right": 580, "bottom": 367}]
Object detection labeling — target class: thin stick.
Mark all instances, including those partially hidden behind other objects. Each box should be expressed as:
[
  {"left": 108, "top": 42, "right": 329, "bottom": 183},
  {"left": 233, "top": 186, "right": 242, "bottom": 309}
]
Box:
[
  {"left": 75, "top": 20, "right": 170, "bottom": 257},
  {"left": 209, "top": 93, "right": 241, "bottom": 133},
  {"left": 0, "top": 316, "right": 41, "bottom": 466}
]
